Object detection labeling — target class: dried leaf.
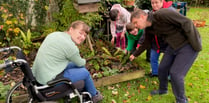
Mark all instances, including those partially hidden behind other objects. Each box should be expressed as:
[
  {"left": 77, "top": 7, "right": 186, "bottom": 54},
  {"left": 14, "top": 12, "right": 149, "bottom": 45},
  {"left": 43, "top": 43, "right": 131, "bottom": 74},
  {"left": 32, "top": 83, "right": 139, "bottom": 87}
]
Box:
[
  {"left": 112, "top": 89, "right": 118, "bottom": 95},
  {"left": 145, "top": 78, "right": 148, "bottom": 82},
  {"left": 112, "top": 99, "right": 117, "bottom": 103},
  {"left": 152, "top": 81, "right": 158, "bottom": 85},
  {"left": 127, "top": 82, "right": 131, "bottom": 87},
  {"left": 123, "top": 100, "right": 127, "bottom": 103},
  {"left": 108, "top": 86, "right": 115, "bottom": 90},
  {"left": 138, "top": 89, "right": 141, "bottom": 93},
  {"left": 10, "top": 81, "right": 15, "bottom": 87},
  {"left": 116, "top": 84, "right": 120, "bottom": 88},
  {"left": 188, "top": 83, "right": 193, "bottom": 87},
  {"left": 140, "top": 85, "right": 146, "bottom": 89}
]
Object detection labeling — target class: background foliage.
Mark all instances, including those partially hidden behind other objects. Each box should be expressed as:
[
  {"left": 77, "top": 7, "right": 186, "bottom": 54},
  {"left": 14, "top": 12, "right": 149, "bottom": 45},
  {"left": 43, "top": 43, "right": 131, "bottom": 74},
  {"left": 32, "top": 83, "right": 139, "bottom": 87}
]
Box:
[{"left": 0, "top": 0, "right": 103, "bottom": 54}]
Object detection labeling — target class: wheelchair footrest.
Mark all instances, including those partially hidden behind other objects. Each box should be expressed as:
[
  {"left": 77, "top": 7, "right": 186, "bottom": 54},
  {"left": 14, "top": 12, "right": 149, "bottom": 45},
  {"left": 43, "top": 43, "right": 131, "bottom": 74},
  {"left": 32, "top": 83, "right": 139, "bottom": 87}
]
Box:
[{"left": 82, "top": 92, "right": 93, "bottom": 103}]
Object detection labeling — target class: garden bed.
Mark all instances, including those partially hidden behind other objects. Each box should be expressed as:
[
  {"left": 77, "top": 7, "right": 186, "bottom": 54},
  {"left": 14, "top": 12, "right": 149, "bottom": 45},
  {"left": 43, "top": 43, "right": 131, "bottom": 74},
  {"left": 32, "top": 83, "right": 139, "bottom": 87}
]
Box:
[{"left": 94, "top": 69, "right": 145, "bottom": 87}]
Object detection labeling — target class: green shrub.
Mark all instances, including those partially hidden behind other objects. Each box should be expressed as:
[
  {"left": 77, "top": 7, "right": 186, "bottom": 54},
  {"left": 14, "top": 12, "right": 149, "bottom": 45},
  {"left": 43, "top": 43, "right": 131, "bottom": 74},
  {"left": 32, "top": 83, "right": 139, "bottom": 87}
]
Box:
[
  {"left": 0, "top": 82, "right": 10, "bottom": 99},
  {"left": 135, "top": 0, "right": 152, "bottom": 10}
]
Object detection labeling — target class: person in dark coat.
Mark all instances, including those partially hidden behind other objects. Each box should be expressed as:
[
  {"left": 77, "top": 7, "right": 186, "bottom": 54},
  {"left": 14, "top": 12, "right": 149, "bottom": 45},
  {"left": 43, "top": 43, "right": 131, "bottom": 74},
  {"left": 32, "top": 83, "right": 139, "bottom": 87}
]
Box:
[{"left": 130, "top": 8, "right": 202, "bottom": 103}]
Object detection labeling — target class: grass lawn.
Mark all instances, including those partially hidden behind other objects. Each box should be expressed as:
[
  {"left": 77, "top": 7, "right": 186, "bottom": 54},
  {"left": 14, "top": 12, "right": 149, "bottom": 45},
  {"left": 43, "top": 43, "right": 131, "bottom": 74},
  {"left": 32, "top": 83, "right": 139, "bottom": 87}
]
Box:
[{"left": 98, "top": 7, "right": 209, "bottom": 103}]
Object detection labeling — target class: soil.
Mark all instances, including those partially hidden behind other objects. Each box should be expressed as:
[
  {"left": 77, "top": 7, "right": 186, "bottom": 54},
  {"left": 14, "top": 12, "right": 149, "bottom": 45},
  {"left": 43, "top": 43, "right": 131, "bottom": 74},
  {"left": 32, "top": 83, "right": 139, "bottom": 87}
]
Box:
[
  {"left": 0, "top": 66, "right": 24, "bottom": 85},
  {"left": 0, "top": 52, "right": 36, "bottom": 85}
]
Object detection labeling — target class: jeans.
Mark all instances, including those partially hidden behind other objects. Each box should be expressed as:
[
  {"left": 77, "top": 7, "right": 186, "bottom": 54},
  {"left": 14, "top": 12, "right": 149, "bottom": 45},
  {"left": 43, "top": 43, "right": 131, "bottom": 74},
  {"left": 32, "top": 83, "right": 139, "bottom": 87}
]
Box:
[
  {"left": 150, "top": 49, "right": 160, "bottom": 75},
  {"left": 116, "top": 32, "right": 126, "bottom": 50},
  {"left": 63, "top": 62, "right": 97, "bottom": 96},
  {"left": 158, "top": 44, "right": 198, "bottom": 103}
]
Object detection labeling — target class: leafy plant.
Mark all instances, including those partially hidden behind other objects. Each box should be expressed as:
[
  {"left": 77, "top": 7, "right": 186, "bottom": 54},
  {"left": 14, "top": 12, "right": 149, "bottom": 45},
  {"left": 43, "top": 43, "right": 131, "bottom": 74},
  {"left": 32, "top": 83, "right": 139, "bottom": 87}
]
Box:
[
  {"left": 0, "top": 82, "right": 10, "bottom": 99},
  {"left": 43, "top": 0, "right": 103, "bottom": 36},
  {"left": 19, "top": 29, "right": 40, "bottom": 55},
  {"left": 107, "top": 0, "right": 122, "bottom": 2},
  {"left": 0, "top": 4, "right": 24, "bottom": 47},
  {"left": 135, "top": 0, "right": 152, "bottom": 10}
]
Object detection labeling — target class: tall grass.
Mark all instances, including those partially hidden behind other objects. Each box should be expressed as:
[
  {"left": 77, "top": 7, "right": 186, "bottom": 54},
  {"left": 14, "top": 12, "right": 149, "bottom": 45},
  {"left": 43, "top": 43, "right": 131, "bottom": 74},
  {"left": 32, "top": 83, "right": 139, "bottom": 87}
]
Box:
[{"left": 98, "top": 8, "right": 209, "bottom": 103}]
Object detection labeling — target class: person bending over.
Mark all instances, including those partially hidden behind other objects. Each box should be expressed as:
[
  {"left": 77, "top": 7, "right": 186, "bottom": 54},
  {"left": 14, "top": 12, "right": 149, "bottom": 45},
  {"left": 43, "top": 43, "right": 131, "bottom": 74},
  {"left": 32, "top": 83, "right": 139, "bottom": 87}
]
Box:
[{"left": 130, "top": 9, "right": 201, "bottom": 103}]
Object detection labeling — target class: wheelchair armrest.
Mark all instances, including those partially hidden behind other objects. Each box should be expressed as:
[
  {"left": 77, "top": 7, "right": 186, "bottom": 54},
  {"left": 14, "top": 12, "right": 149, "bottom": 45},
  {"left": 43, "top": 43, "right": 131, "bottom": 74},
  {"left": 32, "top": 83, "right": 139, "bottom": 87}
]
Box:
[{"left": 47, "top": 78, "right": 72, "bottom": 86}]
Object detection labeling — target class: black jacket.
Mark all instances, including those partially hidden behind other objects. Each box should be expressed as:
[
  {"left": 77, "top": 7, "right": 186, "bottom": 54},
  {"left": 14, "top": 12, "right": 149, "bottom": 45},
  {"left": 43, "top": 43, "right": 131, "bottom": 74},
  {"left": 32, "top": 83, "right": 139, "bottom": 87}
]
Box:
[{"left": 133, "top": 8, "right": 202, "bottom": 57}]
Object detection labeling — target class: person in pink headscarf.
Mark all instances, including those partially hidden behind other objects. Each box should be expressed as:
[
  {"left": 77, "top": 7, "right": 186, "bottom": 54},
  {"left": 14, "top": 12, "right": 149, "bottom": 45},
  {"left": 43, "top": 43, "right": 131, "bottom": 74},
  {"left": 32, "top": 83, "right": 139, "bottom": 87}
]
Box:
[
  {"left": 151, "top": 0, "right": 174, "bottom": 11},
  {"left": 148, "top": 0, "right": 175, "bottom": 77}
]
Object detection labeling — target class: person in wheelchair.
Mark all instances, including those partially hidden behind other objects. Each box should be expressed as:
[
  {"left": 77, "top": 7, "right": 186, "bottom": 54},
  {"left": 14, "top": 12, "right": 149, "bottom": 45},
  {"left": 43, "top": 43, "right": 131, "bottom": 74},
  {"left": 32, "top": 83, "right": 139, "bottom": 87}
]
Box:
[{"left": 32, "top": 20, "right": 103, "bottom": 103}]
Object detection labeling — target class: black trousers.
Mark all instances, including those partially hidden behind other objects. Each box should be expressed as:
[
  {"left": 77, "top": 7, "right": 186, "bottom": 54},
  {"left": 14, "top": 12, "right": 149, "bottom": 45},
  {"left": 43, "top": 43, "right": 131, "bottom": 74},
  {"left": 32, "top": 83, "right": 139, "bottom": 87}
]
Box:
[{"left": 158, "top": 44, "right": 198, "bottom": 103}]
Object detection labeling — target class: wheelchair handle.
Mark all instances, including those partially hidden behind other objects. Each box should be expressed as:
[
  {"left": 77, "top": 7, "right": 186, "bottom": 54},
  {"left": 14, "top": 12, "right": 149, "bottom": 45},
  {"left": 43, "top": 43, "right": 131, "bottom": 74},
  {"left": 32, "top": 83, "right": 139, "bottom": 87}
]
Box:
[
  {"left": 0, "top": 59, "right": 27, "bottom": 70},
  {"left": 0, "top": 46, "right": 22, "bottom": 52},
  {"left": 0, "top": 63, "right": 7, "bottom": 70}
]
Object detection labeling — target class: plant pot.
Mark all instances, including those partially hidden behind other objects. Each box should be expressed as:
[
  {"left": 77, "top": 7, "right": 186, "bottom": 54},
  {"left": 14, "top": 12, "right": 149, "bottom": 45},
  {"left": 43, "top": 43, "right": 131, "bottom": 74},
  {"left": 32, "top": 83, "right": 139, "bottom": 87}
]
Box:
[
  {"left": 124, "top": 0, "right": 135, "bottom": 6},
  {"left": 192, "top": 20, "right": 206, "bottom": 27}
]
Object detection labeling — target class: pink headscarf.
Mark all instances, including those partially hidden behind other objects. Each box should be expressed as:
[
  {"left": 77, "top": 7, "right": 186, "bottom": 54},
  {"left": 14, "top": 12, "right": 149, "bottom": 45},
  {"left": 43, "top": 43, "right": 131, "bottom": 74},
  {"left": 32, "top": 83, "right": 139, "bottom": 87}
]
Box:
[{"left": 162, "top": 0, "right": 173, "bottom": 8}]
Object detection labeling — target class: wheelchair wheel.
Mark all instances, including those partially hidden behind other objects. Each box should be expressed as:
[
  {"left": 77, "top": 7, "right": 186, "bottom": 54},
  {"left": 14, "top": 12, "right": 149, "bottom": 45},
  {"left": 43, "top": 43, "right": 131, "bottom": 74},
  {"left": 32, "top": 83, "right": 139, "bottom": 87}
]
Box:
[{"left": 6, "top": 81, "right": 33, "bottom": 103}]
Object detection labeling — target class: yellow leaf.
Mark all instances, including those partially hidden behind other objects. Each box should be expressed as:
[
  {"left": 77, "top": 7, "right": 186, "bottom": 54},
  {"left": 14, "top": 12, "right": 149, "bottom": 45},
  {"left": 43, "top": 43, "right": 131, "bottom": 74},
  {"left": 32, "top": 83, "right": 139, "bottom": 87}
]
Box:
[
  {"left": 45, "top": 6, "right": 49, "bottom": 10},
  {"left": 146, "top": 95, "right": 152, "bottom": 101},
  {"left": 5, "top": 20, "right": 12, "bottom": 25}
]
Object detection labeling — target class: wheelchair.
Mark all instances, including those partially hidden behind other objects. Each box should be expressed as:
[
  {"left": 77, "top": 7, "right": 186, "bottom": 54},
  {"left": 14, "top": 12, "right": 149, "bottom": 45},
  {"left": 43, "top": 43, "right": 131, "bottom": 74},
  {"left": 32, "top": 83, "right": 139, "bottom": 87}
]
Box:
[{"left": 0, "top": 46, "right": 93, "bottom": 103}]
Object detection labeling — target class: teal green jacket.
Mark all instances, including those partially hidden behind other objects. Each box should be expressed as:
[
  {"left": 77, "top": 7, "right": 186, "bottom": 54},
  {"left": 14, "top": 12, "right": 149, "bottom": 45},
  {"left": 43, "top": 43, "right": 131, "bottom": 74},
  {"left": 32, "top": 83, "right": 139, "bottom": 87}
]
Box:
[
  {"left": 32, "top": 32, "right": 86, "bottom": 84},
  {"left": 126, "top": 29, "right": 144, "bottom": 51}
]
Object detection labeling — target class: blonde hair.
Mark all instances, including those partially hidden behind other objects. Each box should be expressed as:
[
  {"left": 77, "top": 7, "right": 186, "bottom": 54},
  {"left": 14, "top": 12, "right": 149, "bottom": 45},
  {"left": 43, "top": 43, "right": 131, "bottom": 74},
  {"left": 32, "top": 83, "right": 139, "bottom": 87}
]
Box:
[{"left": 67, "top": 20, "right": 90, "bottom": 34}]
